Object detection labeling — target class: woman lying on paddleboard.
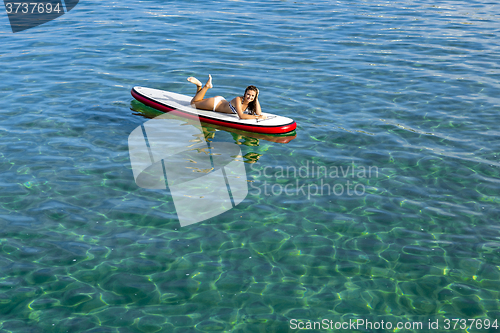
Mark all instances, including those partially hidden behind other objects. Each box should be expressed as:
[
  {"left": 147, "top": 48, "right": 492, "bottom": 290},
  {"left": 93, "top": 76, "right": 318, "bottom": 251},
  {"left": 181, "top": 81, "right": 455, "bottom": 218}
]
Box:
[{"left": 188, "top": 75, "right": 267, "bottom": 120}]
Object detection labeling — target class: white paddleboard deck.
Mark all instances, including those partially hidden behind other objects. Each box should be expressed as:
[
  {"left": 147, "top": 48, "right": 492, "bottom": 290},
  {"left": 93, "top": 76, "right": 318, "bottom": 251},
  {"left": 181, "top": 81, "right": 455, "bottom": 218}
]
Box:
[{"left": 131, "top": 86, "right": 297, "bottom": 134}]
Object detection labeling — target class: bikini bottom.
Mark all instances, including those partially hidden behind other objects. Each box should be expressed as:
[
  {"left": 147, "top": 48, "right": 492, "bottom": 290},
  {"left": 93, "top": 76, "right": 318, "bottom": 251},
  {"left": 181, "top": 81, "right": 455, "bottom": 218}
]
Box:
[{"left": 213, "top": 96, "right": 225, "bottom": 111}]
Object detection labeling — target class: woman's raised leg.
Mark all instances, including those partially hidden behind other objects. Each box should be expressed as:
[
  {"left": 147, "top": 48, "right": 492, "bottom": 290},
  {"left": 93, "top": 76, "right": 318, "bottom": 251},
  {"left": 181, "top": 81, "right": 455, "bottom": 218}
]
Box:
[
  {"left": 187, "top": 77, "right": 202, "bottom": 93},
  {"left": 189, "top": 75, "right": 213, "bottom": 104}
]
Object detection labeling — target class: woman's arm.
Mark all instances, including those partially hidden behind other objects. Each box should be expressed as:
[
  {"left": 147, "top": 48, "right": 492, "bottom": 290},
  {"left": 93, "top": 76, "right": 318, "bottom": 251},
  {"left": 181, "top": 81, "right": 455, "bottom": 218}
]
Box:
[
  {"left": 253, "top": 91, "right": 266, "bottom": 119},
  {"left": 254, "top": 96, "right": 262, "bottom": 115},
  {"left": 234, "top": 97, "right": 265, "bottom": 120}
]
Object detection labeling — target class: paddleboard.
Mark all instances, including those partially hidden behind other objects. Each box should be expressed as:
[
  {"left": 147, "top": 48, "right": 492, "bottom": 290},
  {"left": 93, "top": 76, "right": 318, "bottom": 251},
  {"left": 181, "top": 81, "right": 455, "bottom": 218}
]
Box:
[{"left": 131, "top": 87, "right": 297, "bottom": 134}]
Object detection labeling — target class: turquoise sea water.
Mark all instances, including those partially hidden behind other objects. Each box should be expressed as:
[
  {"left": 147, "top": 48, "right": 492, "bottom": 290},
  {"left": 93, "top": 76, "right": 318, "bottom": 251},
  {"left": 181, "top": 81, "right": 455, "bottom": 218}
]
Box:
[{"left": 2, "top": 0, "right": 500, "bottom": 332}]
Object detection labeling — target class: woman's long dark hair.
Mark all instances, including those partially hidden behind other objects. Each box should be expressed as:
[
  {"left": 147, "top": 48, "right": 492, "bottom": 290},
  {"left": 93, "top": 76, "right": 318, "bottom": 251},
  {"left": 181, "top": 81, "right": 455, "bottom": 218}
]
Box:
[{"left": 244, "top": 85, "right": 259, "bottom": 115}]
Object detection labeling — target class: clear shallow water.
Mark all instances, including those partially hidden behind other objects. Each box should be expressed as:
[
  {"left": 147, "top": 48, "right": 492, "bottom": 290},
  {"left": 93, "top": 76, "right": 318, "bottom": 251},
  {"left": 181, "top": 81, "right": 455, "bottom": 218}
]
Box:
[{"left": 1, "top": 0, "right": 500, "bottom": 332}]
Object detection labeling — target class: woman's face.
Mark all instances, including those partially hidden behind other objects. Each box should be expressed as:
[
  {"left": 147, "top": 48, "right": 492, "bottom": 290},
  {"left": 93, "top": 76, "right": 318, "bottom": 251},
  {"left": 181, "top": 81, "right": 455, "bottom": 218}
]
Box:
[{"left": 244, "top": 90, "right": 256, "bottom": 103}]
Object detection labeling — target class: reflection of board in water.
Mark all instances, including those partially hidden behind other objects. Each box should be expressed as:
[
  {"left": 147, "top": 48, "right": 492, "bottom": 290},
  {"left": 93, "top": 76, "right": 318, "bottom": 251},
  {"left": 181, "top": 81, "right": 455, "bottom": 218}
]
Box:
[{"left": 131, "top": 86, "right": 297, "bottom": 135}]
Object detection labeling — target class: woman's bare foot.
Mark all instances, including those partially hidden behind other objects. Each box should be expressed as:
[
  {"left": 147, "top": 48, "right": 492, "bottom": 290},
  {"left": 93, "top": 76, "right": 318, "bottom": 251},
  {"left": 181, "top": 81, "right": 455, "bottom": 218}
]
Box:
[
  {"left": 187, "top": 77, "right": 202, "bottom": 87},
  {"left": 205, "top": 74, "right": 213, "bottom": 89}
]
